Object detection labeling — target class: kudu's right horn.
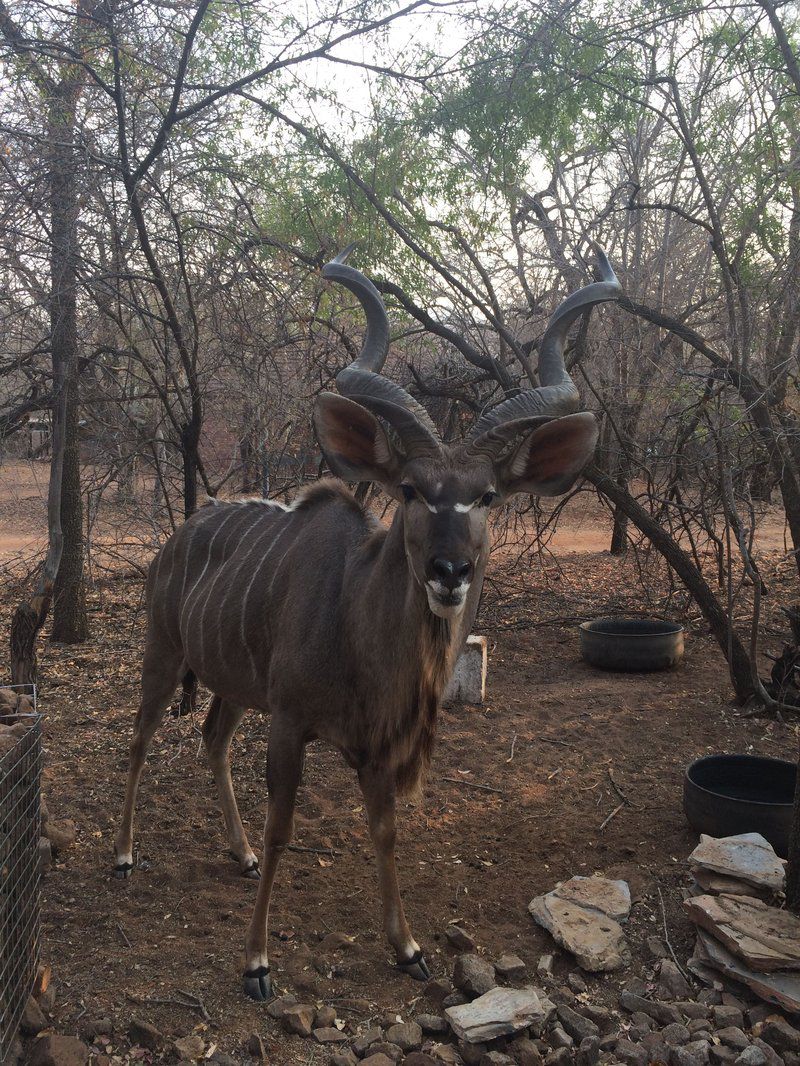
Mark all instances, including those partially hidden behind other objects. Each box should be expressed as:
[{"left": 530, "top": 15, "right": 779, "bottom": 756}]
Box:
[{"left": 323, "top": 246, "right": 442, "bottom": 460}]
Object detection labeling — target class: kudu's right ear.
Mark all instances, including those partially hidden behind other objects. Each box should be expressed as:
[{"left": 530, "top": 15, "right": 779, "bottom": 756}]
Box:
[{"left": 313, "top": 393, "right": 402, "bottom": 485}]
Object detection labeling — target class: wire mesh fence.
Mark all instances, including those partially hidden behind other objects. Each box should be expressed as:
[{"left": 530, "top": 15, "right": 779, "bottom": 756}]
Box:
[{"left": 0, "top": 714, "right": 42, "bottom": 1060}]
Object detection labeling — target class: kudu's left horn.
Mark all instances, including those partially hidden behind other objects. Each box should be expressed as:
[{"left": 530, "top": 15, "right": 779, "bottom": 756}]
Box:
[
  {"left": 323, "top": 246, "right": 441, "bottom": 460},
  {"left": 467, "top": 245, "right": 621, "bottom": 454}
]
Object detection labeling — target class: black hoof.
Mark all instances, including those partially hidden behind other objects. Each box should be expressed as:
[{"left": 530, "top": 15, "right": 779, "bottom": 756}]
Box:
[
  {"left": 242, "top": 859, "right": 260, "bottom": 880},
  {"left": 113, "top": 861, "right": 134, "bottom": 879},
  {"left": 243, "top": 964, "right": 272, "bottom": 1001},
  {"left": 398, "top": 948, "right": 431, "bottom": 981}
]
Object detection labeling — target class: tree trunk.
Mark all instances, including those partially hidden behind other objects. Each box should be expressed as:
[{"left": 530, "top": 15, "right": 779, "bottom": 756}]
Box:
[
  {"left": 240, "top": 436, "right": 256, "bottom": 493},
  {"left": 737, "top": 382, "right": 800, "bottom": 578},
  {"left": 750, "top": 458, "right": 774, "bottom": 503},
  {"left": 586, "top": 465, "right": 754, "bottom": 701},
  {"left": 787, "top": 749, "right": 800, "bottom": 914},
  {"left": 610, "top": 490, "right": 629, "bottom": 554},
  {"left": 10, "top": 376, "right": 66, "bottom": 688},
  {"left": 51, "top": 365, "right": 88, "bottom": 641},
  {"left": 49, "top": 80, "right": 87, "bottom": 643},
  {"left": 181, "top": 417, "right": 200, "bottom": 519},
  {"left": 151, "top": 423, "right": 168, "bottom": 521}
]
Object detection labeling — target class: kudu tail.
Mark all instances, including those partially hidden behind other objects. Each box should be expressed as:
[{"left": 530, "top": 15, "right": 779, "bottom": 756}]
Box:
[{"left": 174, "top": 669, "right": 197, "bottom": 718}]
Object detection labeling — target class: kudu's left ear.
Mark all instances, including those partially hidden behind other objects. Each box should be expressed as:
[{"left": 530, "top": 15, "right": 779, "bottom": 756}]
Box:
[
  {"left": 495, "top": 412, "right": 599, "bottom": 498},
  {"left": 313, "top": 392, "right": 402, "bottom": 485}
]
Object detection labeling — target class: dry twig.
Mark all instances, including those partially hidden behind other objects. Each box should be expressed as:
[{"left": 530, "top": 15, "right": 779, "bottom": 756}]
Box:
[
  {"left": 506, "top": 733, "right": 517, "bottom": 763},
  {"left": 657, "top": 884, "right": 693, "bottom": 985},
  {"left": 442, "top": 777, "right": 505, "bottom": 795},
  {"left": 599, "top": 802, "right": 625, "bottom": 831},
  {"left": 287, "top": 844, "right": 339, "bottom": 857}
]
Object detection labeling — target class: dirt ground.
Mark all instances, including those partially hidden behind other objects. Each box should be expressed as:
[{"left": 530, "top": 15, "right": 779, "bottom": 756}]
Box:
[{"left": 1, "top": 459, "right": 798, "bottom": 1063}]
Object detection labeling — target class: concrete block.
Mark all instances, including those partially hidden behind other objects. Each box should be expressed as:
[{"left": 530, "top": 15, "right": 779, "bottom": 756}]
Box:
[{"left": 443, "top": 635, "right": 487, "bottom": 706}]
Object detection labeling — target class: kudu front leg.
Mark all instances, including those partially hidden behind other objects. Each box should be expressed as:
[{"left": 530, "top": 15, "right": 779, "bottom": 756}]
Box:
[
  {"left": 242, "top": 724, "right": 304, "bottom": 1001},
  {"left": 359, "top": 766, "right": 430, "bottom": 981}
]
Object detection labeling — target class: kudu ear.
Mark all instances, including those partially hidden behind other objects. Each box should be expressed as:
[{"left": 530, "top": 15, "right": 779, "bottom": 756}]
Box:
[
  {"left": 313, "top": 392, "right": 402, "bottom": 485},
  {"left": 495, "top": 412, "right": 598, "bottom": 498}
]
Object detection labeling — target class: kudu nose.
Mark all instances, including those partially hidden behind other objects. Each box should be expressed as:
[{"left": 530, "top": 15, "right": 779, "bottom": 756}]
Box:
[{"left": 430, "top": 557, "right": 472, "bottom": 590}]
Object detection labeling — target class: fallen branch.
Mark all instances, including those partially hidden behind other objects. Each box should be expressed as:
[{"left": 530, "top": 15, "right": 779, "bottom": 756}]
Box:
[
  {"left": 608, "top": 768, "right": 642, "bottom": 810},
  {"left": 176, "top": 989, "right": 211, "bottom": 1022},
  {"left": 442, "top": 777, "right": 505, "bottom": 795},
  {"left": 126, "top": 991, "right": 210, "bottom": 1021},
  {"left": 287, "top": 844, "right": 340, "bottom": 857}
]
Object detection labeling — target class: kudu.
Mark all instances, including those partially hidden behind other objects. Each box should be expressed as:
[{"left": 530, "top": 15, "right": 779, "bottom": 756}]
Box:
[{"left": 114, "top": 246, "right": 621, "bottom": 1000}]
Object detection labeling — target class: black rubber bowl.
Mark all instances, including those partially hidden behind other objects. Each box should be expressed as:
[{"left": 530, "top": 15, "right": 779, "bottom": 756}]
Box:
[
  {"left": 684, "top": 753, "right": 796, "bottom": 858},
  {"left": 579, "top": 617, "right": 684, "bottom": 672}
]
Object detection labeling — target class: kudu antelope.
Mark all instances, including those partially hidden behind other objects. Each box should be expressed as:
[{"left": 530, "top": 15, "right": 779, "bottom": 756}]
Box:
[{"left": 114, "top": 246, "right": 621, "bottom": 999}]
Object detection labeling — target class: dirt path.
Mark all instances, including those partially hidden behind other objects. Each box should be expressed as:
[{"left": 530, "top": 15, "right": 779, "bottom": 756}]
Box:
[{"left": 0, "top": 458, "right": 793, "bottom": 562}]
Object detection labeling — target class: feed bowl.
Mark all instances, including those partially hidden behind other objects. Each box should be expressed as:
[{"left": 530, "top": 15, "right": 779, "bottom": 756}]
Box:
[
  {"left": 579, "top": 617, "right": 684, "bottom": 672},
  {"left": 683, "top": 753, "right": 796, "bottom": 859}
]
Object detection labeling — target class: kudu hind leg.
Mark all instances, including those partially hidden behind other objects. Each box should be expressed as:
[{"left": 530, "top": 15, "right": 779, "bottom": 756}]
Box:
[
  {"left": 202, "top": 697, "right": 259, "bottom": 877},
  {"left": 243, "top": 723, "right": 304, "bottom": 1001},
  {"left": 114, "top": 650, "right": 184, "bottom": 877},
  {"left": 358, "top": 766, "right": 430, "bottom": 981}
]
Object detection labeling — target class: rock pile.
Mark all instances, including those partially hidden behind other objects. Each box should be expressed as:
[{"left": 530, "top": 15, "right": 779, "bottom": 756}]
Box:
[
  {"left": 261, "top": 943, "right": 800, "bottom": 1066},
  {"left": 39, "top": 791, "right": 77, "bottom": 872},
  {"left": 0, "top": 686, "right": 34, "bottom": 719},
  {"left": 688, "top": 836, "right": 786, "bottom": 901},
  {"left": 0, "top": 710, "right": 34, "bottom": 759},
  {"left": 683, "top": 834, "right": 800, "bottom": 1014}
]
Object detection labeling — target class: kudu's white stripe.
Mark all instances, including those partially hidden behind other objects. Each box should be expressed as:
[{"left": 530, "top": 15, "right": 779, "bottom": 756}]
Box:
[
  {"left": 212, "top": 508, "right": 293, "bottom": 680},
  {"left": 215, "top": 510, "right": 279, "bottom": 633},
  {"left": 191, "top": 505, "right": 260, "bottom": 665},
  {"left": 266, "top": 546, "right": 292, "bottom": 597},
  {"left": 238, "top": 515, "right": 295, "bottom": 680},
  {"left": 177, "top": 514, "right": 211, "bottom": 604},
  {"left": 180, "top": 508, "right": 242, "bottom": 636},
  {"left": 150, "top": 539, "right": 174, "bottom": 646}
]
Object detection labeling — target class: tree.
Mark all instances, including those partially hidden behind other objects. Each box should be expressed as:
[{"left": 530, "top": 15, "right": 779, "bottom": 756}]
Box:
[{"left": 0, "top": 0, "right": 93, "bottom": 654}]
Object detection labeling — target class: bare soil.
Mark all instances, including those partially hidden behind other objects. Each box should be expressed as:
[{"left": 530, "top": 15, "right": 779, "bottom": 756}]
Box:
[{"left": 0, "top": 458, "right": 798, "bottom": 1063}]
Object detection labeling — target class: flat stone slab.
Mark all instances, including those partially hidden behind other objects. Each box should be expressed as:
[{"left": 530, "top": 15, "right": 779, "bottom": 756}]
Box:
[
  {"left": 445, "top": 986, "right": 548, "bottom": 1043},
  {"left": 689, "top": 835, "right": 785, "bottom": 894},
  {"left": 530, "top": 877, "right": 631, "bottom": 973},
  {"left": 689, "top": 929, "right": 800, "bottom": 1014},
  {"left": 547, "top": 875, "right": 631, "bottom": 921},
  {"left": 684, "top": 894, "right": 800, "bottom": 972},
  {"left": 693, "top": 869, "right": 772, "bottom": 899},
  {"left": 529, "top": 895, "right": 630, "bottom": 971}
]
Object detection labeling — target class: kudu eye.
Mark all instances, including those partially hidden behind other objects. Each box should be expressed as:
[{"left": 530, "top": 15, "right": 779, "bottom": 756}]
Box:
[
  {"left": 480, "top": 491, "right": 497, "bottom": 507},
  {"left": 400, "top": 483, "right": 417, "bottom": 503}
]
